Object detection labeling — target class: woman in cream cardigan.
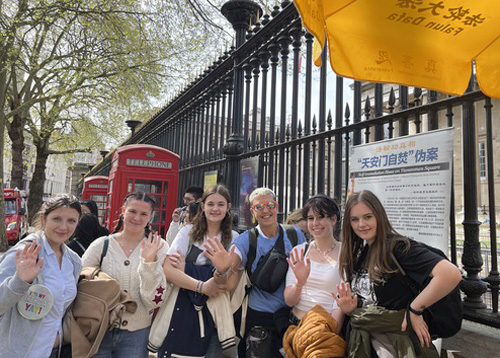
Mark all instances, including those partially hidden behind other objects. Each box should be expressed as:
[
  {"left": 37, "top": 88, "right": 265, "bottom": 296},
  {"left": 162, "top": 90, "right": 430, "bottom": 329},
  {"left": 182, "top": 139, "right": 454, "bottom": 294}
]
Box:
[{"left": 82, "top": 192, "right": 169, "bottom": 358}]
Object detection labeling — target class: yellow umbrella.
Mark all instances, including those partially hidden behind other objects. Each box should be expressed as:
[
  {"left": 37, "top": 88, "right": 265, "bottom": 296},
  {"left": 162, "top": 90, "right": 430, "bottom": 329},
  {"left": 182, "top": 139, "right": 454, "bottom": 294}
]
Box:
[{"left": 294, "top": 0, "right": 500, "bottom": 97}]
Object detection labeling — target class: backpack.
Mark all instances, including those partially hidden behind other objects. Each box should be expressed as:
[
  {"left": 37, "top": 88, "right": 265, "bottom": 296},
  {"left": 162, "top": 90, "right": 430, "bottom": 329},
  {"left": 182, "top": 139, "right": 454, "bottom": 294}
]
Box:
[
  {"left": 245, "top": 225, "right": 298, "bottom": 293},
  {"left": 391, "top": 241, "right": 462, "bottom": 339}
]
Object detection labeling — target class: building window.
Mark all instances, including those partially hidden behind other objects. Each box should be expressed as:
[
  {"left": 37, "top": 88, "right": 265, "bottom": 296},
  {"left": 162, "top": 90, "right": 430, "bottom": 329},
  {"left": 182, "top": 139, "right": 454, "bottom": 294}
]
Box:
[{"left": 479, "top": 142, "right": 486, "bottom": 179}]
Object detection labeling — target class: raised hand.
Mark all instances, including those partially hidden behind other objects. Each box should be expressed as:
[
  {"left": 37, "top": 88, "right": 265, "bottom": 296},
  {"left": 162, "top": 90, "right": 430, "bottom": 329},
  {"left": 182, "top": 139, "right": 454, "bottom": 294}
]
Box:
[
  {"left": 172, "top": 207, "right": 182, "bottom": 223},
  {"left": 168, "top": 250, "right": 186, "bottom": 271},
  {"left": 333, "top": 281, "right": 358, "bottom": 315},
  {"left": 201, "top": 277, "right": 225, "bottom": 297},
  {"left": 401, "top": 311, "right": 431, "bottom": 348},
  {"left": 15, "top": 241, "right": 44, "bottom": 283},
  {"left": 203, "top": 238, "right": 235, "bottom": 274},
  {"left": 287, "top": 247, "right": 311, "bottom": 287},
  {"left": 141, "top": 232, "right": 165, "bottom": 263}
]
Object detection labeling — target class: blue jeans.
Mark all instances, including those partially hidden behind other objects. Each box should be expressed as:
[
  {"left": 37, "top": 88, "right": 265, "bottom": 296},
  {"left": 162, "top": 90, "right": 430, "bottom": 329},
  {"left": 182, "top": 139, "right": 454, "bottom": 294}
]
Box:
[
  {"left": 206, "top": 333, "right": 222, "bottom": 358},
  {"left": 92, "top": 327, "right": 150, "bottom": 358}
]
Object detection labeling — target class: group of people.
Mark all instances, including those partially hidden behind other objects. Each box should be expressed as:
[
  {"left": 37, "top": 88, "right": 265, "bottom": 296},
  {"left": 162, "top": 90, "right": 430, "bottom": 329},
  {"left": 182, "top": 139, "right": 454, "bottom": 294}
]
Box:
[{"left": 0, "top": 185, "right": 462, "bottom": 358}]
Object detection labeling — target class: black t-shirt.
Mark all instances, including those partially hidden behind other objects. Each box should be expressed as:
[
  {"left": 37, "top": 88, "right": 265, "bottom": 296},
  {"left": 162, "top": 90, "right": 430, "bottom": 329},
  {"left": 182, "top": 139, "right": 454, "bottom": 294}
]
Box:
[{"left": 351, "top": 240, "right": 443, "bottom": 310}]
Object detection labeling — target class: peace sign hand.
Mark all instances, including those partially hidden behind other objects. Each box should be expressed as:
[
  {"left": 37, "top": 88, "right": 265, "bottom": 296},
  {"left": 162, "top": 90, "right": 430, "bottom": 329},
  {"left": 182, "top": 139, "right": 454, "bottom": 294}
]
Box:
[
  {"left": 203, "top": 237, "right": 235, "bottom": 273},
  {"left": 141, "top": 232, "right": 165, "bottom": 263},
  {"left": 15, "top": 241, "right": 44, "bottom": 284},
  {"left": 287, "top": 247, "right": 311, "bottom": 287}
]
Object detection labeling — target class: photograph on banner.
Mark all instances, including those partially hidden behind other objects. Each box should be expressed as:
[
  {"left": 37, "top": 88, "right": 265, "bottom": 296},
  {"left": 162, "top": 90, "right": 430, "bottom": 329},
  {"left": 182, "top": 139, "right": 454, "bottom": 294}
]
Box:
[
  {"left": 348, "top": 128, "right": 453, "bottom": 253},
  {"left": 239, "top": 157, "right": 259, "bottom": 228},
  {"left": 203, "top": 170, "right": 218, "bottom": 190}
]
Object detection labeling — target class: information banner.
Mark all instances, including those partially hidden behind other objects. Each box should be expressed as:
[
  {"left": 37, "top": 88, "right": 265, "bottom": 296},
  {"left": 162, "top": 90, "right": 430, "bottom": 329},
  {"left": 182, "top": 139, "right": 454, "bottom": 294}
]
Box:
[
  {"left": 348, "top": 128, "right": 453, "bottom": 253},
  {"left": 203, "top": 170, "right": 218, "bottom": 190}
]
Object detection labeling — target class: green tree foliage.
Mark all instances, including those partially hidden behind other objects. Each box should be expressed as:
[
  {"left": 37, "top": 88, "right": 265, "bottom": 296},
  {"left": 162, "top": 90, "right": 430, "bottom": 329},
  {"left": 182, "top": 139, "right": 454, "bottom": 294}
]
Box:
[{"left": 0, "top": 0, "right": 234, "bottom": 245}]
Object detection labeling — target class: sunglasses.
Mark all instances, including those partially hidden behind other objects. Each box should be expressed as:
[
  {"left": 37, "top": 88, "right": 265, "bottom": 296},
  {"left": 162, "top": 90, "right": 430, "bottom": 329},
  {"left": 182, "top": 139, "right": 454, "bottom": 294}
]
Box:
[{"left": 251, "top": 201, "right": 278, "bottom": 211}]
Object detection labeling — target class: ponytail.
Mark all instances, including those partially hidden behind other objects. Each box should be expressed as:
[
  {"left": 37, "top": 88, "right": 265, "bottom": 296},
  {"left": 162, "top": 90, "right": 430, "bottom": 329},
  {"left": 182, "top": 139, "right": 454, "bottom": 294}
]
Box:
[{"left": 112, "top": 215, "right": 124, "bottom": 234}]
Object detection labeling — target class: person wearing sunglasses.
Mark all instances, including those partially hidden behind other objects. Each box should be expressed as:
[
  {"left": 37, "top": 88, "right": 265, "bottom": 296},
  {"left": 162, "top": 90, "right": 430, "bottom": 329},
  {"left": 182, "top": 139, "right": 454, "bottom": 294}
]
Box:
[{"left": 222, "top": 187, "right": 306, "bottom": 358}]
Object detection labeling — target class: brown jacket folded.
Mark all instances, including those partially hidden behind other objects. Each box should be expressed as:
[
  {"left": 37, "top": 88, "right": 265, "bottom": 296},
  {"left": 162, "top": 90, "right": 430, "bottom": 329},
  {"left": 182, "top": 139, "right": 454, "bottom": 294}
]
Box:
[
  {"left": 63, "top": 267, "right": 137, "bottom": 358},
  {"left": 283, "top": 304, "right": 346, "bottom": 358}
]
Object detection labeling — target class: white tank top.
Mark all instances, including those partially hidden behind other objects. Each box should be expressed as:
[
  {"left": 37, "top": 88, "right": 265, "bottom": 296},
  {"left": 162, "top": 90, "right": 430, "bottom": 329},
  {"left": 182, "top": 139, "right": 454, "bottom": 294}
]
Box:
[{"left": 285, "top": 242, "right": 342, "bottom": 314}]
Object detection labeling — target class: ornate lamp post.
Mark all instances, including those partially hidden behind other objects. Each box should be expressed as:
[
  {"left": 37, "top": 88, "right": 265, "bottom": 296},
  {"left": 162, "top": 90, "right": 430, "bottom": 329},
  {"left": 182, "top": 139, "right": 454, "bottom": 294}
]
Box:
[
  {"left": 125, "top": 119, "right": 142, "bottom": 136},
  {"left": 221, "top": 0, "right": 261, "bottom": 218},
  {"left": 99, "top": 150, "right": 109, "bottom": 160}
]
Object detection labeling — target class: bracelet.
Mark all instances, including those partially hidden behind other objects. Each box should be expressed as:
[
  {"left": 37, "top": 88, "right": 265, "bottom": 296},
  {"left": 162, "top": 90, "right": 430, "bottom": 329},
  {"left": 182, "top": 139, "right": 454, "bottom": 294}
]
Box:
[
  {"left": 196, "top": 280, "right": 203, "bottom": 294},
  {"left": 199, "top": 281, "right": 204, "bottom": 294},
  {"left": 408, "top": 305, "right": 424, "bottom": 315},
  {"left": 215, "top": 268, "right": 229, "bottom": 277}
]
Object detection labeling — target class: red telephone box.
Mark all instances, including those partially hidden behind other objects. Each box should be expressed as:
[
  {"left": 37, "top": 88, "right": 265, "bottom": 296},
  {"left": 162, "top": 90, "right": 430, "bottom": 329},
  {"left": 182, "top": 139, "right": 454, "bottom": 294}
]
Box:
[
  {"left": 105, "top": 144, "right": 179, "bottom": 236},
  {"left": 81, "top": 175, "right": 109, "bottom": 224}
]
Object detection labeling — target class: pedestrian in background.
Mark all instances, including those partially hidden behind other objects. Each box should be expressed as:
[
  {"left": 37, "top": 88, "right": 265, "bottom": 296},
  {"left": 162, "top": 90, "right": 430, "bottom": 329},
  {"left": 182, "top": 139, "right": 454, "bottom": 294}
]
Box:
[
  {"left": 165, "top": 186, "right": 203, "bottom": 245},
  {"left": 286, "top": 208, "right": 310, "bottom": 242},
  {"left": 0, "top": 194, "right": 82, "bottom": 358}
]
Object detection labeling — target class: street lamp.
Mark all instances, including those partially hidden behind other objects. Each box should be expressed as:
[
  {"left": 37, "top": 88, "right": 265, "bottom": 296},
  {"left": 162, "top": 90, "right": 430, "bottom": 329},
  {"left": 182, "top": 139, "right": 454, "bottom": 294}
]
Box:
[{"left": 125, "top": 119, "right": 142, "bottom": 135}]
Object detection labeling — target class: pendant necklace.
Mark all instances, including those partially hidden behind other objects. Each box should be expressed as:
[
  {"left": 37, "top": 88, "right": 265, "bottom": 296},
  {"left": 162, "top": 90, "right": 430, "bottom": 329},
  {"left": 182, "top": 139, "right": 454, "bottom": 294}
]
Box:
[{"left": 314, "top": 241, "right": 336, "bottom": 261}]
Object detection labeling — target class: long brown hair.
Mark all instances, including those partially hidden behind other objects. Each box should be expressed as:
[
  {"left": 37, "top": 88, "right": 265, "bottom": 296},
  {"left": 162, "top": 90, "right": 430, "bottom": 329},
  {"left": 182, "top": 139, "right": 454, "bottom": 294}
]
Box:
[
  {"left": 339, "top": 190, "right": 409, "bottom": 283},
  {"left": 190, "top": 185, "right": 233, "bottom": 248}
]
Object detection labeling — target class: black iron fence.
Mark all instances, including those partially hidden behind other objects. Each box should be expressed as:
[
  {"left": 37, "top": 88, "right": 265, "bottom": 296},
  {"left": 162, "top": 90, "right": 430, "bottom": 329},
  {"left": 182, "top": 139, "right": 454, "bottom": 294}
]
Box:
[{"left": 87, "top": 0, "right": 499, "bottom": 329}]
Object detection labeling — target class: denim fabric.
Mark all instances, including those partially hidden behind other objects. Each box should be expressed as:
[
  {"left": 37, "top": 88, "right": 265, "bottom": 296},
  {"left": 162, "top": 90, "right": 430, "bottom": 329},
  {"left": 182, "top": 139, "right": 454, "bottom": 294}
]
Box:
[
  {"left": 48, "top": 347, "right": 59, "bottom": 358},
  {"left": 205, "top": 333, "right": 223, "bottom": 358},
  {"left": 92, "top": 327, "right": 150, "bottom": 358}
]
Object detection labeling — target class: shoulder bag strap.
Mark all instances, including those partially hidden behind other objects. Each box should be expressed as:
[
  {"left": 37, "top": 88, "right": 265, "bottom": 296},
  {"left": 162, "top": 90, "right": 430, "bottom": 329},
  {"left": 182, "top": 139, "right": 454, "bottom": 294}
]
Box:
[
  {"left": 99, "top": 237, "right": 110, "bottom": 267},
  {"left": 245, "top": 228, "right": 258, "bottom": 274},
  {"left": 274, "top": 225, "right": 286, "bottom": 254},
  {"left": 390, "top": 251, "right": 419, "bottom": 295},
  {"left": 282, "top": 224, "right": 298, "bottom": 247}
]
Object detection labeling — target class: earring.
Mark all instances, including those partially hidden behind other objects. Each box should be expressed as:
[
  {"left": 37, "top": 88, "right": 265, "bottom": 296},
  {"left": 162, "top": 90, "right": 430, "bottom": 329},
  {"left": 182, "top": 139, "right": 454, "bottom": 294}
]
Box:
[{"left": 251, "top": 216, "right": 256, "bottom": 224}]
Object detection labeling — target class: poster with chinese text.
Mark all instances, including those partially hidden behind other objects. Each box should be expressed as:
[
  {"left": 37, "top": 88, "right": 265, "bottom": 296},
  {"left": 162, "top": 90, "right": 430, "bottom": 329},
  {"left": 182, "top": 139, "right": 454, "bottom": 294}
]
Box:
[{"left": 348, "top": 128, "right": 453, "bottom": 253}]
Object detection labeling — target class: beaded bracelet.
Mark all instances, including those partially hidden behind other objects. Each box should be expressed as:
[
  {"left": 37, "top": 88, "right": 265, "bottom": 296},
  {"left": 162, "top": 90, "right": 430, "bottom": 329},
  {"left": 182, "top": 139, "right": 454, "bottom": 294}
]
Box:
[{"left": 196, "top": 280, "right": 203, "bottom": 294}]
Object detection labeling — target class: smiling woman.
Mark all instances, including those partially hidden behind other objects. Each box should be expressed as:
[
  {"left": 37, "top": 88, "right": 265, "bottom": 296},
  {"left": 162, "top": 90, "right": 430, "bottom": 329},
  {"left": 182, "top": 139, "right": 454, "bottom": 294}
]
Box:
[
  {"left": 0, "top": 194, "right": 82, "bottom": 358},
  {"left": 154, "top": 185, "right": 239, "bottom": 357},
  {"left": 82, "top": 192, "right": 169, "bottom": 358}
]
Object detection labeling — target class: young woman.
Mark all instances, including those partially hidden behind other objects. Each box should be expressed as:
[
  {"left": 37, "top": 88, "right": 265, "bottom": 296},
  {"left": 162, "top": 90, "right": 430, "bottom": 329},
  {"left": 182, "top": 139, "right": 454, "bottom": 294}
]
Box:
[
  {"left": 155, "top": 184, "right": 239, "bottom": 358},
  {"left": 224, "top": 187, "right": 306, "bottom": 358},
  {"left": 286, "top": 208, "right": 310, "bottom": 242},
  {"left": 0, "top": 194, "right": 82, "bottom": 358},
  {"left": 82, "top": 192, "right": 168, "bottom": 358},
  {"left": 284, "top": 194, "right": 343, "bottom": 327},
  {"left": 335, "top": 190, "right": 462, "bottom": 358},
  {"left": 67, "top": 213, "right": 106, "bottom": 256}
]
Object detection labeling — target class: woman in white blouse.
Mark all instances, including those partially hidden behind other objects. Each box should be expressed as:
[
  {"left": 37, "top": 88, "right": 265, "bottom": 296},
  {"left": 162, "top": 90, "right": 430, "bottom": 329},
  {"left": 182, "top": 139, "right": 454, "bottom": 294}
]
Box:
[
  {"left": 0, "top": 194, "right": 82, "bottom": 358},
  {"left": 82, "top": 192, "right": 168, "bottom": 358},
  {"left": 284, "top": 194, "right": 344, "bottom": 331}
]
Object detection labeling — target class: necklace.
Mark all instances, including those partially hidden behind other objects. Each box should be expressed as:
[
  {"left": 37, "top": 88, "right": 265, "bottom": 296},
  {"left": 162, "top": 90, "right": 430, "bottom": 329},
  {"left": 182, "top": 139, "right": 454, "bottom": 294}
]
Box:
[
  {"left": 314, "top": 241, "right": 336, "bottom": 259},
  {"left": 118, "top": 233, "right": 140, "bottom": 254}
]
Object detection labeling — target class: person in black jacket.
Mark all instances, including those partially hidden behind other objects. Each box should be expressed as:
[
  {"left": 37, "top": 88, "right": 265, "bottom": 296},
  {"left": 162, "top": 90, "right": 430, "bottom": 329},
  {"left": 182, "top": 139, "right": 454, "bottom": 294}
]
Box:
[{"left": 68, "top": 213, "right": 108, "bottom": 256}]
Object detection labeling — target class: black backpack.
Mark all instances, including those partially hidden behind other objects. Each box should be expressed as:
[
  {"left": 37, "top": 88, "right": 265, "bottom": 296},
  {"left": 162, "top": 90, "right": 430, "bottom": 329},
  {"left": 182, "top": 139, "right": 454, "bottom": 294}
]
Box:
[
  {"left": 245, "top": 225, "right": 298, "bottom": 293},
  {"left": 391, "top": 241, "right": 462, "bottom": 339}
]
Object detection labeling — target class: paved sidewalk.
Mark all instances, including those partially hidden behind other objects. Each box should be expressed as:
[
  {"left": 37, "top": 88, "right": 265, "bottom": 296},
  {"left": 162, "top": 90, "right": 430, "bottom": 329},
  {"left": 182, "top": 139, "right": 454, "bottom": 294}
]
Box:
[{"left": 441, "top": 320, "right": 500, "bottom": 357}]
